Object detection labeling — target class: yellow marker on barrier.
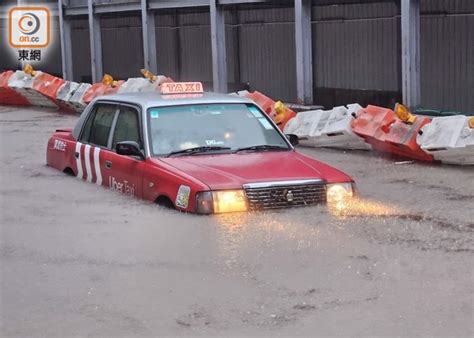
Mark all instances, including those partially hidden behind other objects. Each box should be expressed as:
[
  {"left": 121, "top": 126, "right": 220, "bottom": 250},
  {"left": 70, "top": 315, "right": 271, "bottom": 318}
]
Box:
[
  {"left": 102, "top": 74, "right": 118, "bottom": 88},
  {"left": 23, "top": 63, "right": 37, "bottom": 77},
  {"left": 395, "top": 103, "right": 417, "bottom": 124},
  {"left": 468, "top": 117, "right": 474, "bottom": 129},
  {"left": 274, "top": 101, "right": 287, "bottom": 125},
  {"left": 141, "top": 68, "right": 158, "bottom": 82}
]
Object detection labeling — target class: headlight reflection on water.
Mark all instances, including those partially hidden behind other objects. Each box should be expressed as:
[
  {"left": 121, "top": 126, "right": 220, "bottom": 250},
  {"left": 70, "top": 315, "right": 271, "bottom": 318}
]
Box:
[
  {"left": 211, "top": 200, "right": 402, "bottom": 271},
  {"left": 212, "top": 210, "right": 325, "bottom": 271},
  {"left": 328, "top": 197, "right": 401, "bottom": 219},
  {"left": 215, "top": 212, "right": 290, "bottom": 232}
]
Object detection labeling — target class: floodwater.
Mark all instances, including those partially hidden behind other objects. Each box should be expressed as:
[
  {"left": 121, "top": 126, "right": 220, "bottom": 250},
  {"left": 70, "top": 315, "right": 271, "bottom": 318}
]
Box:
[{"left": 1, "top": 106, "right": 473, "bottom": 336}]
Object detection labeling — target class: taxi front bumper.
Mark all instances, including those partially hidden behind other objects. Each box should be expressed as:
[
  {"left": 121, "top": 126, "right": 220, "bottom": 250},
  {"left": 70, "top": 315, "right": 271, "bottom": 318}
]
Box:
[{"left": 195, "top": 181, "right": 356, "bottom": 214}]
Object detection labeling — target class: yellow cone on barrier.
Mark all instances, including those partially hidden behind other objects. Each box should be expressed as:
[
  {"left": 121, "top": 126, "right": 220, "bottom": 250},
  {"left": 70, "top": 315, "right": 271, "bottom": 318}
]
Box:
[
  {"left": 141, "top": 68, "right": 158, "bottom": 82},
  {"left": 23, "top": 63, "right": 37, "bottom": 77},
  {"left": 102, "top": 74, "right": 118, "bottom": 88},
  {"left": 274, "top": 101, "right": 286, "bottom": 125},
  {"left": 468, "top": 117, "right": 474, "bottom": 129},
  {"left": 395, "top": 103, "right": 417, "bottom": 124}
]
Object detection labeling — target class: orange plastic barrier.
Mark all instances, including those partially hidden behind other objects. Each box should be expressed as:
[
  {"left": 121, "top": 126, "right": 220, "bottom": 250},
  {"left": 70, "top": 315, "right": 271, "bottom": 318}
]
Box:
[
  {"left": 351, "top": 105, "right": 433, "bottom": 161},
  {"left": 1, "top": 67, "right": 174, "bottom": 113},
  {"left": 32, "top": 73, "right": 76, "bottom": 112},
  {"left": 0, "top": 71, "right": 31, "bottom": 106},
  {"left": 242, "top": 91, "right": 296, "bottom": 131},
  {"left": 82, "top": 80, "right": 125, "bottom": 104}
]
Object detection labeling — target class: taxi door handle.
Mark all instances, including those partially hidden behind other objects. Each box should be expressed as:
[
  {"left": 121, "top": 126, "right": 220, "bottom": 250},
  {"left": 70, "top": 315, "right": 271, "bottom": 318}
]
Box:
[{"left": 105, "top": 160, "right": 112, "bottom": 169}]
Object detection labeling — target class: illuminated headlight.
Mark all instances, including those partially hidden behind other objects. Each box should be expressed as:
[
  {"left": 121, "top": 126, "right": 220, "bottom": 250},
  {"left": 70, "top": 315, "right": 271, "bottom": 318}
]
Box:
[
  {"left": 326, "top": 183, "right": 354, "bottom": 204},
  {"left": 195, "top": 190, "right": 248, "bottom": 214}
]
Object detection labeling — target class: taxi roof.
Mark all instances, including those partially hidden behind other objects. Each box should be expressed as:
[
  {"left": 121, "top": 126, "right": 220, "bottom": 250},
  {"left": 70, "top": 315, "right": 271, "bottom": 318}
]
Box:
[{"left": 94, "top": 91, "right": 254, "bottom": 109}]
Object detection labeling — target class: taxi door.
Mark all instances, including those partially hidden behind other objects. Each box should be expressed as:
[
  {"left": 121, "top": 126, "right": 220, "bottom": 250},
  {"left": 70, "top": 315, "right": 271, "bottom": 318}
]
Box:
[
  {"left": 76, "top": 102, "right": 144, "bottom": 198},
  {"left": 102, "top": 104, "right": 145, "bottom": 198}
]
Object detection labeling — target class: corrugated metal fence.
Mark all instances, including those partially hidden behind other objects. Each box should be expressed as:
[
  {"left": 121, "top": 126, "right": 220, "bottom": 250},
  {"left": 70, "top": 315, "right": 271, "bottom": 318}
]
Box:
[{"left": 0, "top": 0, "right": 472, "bottom": 113}]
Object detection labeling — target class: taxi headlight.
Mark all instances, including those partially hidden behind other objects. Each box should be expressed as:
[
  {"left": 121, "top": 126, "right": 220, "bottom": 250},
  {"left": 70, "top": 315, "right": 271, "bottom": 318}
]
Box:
[
  {"left": 195, "top": 190, "right": 248, "bottom": 214},
  {"left": 326, "top": 183, "right": 354, "bottom": 204},
  {"left": 213, "top": 190, "right": 248, "bottom": 213}
]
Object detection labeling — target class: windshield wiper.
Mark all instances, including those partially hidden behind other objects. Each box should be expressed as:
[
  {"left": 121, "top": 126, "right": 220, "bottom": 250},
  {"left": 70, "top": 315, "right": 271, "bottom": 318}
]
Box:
[
  {"left": 233, "top": 144, "right": 288, "bottom": 154},
  {"left": 167, "top": 146, "right": 231, "bottom": 157}
]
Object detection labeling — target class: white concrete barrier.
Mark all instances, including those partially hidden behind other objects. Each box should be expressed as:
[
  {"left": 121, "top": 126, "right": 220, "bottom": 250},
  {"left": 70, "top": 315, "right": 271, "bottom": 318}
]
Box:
[
  {"left": 417, "top": 115, "right": 474, "bottom": 165},
  {"left": 284, "top": 110, "right": 320, "bottom": 146},
  {"left": 57, "top": 81, "right": 80, "bottom": 112},
  {"left": 68, "top": 83, "right": 91, "bottom": 112},
  {"left": 284, "top": 103, "right": 371, "bottom": 150},
  {"left": 7, "top": 71, "right": 58, "bottom": 109},
  {"left": 117, "top": 78, "right": 159, "bottom": 94}
]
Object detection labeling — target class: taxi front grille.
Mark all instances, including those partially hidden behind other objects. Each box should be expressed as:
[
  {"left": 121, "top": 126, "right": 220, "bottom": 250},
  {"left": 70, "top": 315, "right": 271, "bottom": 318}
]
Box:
[{"left": 243, "top": 180, "right": 326, "bottom": 211}]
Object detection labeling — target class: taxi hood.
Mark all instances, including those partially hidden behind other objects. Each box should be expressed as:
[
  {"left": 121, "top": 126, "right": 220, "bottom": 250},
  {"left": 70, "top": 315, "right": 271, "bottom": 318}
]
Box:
[{"left": 154, "top": 151, "right": 352, "bottom": 190}]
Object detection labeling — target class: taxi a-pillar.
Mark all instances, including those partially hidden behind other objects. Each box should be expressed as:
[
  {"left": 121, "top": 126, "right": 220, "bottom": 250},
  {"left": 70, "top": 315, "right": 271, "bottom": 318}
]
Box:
[
  {"left": 210, "top": 0, "right": 228, "bottom": 93},
  {"left": 141, "top": 0, "right": 158, "bottom": 73},
  {"left": 295, "top": 0, "right": 313, "bottom": 105},
  {"left": 87, "top": 0, "right": 103, "bottom": 83},
  {"left": 401, "top": 0, "right": 421, "bottom": 109},
  {"left": 58, "top": 0, "right": 74, "bottom": 81}
]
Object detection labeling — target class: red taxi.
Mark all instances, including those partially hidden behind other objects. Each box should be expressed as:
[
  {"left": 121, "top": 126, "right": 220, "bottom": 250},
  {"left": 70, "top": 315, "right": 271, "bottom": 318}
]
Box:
[{"left": 46, "top": 82, "right": 355, "bottom": 214}]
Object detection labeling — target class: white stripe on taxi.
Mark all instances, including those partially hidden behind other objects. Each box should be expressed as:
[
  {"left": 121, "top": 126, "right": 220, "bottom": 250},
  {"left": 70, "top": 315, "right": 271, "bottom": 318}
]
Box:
[
  {"left": 75, "top": 142, "right": 83, "bottom": 179},
  {"left": 84, "top": 144, "right": 93, "bottom": 182},
  {"left": 93, "top": 147, "right": 102, "bottom": 185}
]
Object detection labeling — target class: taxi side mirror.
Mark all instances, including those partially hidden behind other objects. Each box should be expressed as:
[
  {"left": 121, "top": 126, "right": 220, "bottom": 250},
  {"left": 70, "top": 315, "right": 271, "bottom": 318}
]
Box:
[
  {"left": 286, "top": 134, "right": 299, "bottom": 147},
  {"left": 116, "top": 141, "right": 145, "bottom": 159}
]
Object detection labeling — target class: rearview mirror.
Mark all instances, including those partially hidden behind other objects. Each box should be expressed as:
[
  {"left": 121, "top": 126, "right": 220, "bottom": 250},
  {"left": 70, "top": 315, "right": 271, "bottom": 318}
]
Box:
[
  {"left": 116, "top": 141, "right": 144, "bottom": 159},
  {"left": 286, "top": 134, "right": 299, "bottom": 147}
]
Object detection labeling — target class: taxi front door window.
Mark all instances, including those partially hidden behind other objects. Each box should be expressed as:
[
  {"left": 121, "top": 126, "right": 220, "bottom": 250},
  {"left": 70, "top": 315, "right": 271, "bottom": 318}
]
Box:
[{"left": 111, "top": 106, "right": 141, "bottom": 150}]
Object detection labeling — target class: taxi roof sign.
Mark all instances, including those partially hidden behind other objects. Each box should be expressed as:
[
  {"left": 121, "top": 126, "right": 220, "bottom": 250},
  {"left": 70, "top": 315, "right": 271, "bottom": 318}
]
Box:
[{"left": 160, "top": 82, "right": 203, "bottom": 95}]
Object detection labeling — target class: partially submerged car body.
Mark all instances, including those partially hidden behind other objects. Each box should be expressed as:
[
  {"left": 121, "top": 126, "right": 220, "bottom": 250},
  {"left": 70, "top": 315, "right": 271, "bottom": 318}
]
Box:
[{"left": 47, "top": 86, "right": 354, "bottom": 213}]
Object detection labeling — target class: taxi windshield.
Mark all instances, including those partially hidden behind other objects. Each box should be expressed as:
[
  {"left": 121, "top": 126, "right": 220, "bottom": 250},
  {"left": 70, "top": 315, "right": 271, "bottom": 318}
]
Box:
[{"left": 147, "top": 103, "right": 290, "bottom": 156}]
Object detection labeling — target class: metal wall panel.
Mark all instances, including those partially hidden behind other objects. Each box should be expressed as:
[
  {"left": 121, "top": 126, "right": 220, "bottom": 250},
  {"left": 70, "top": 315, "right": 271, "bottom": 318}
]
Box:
[
  {"left": 225, "top": 25, "right": 238, "bottom": 86},
  {"left": 70, "top": 18, "right": 92, "bottom": 83},
  {"left": 313, "top": 18, "right": 399, "bottom": 91},
  {"left": 310, "top": 2, "right": 401, "bottom": 108},
  {"left": 312, "top": 2, "right": 399, "bottom": 91},
  {"left": 421, "top": 0, "right": 474, "bottom": 13},
  {"left": 176, "top": 12, "right": 213, "bottom": 86},
  {"left": 178, "top": 25, "right": 213, "bottom": 84},
  {"left": 155, "top": 11, "right": 228, "bottom": 86},
  {"left": 313, "top": 1, "right": 398, "bottom": 19},
  {"left": 420, "top": 13, "right": 473, "bottom": 112},
  {"left": 44, "top": 16, "right": 63, "bottom": 76},
  {"left": 225, "top": 10, "right": 239, "bottom": 87},
  {"left": 237, "top": 7, "right": 297, "bottom": 102},
  {"left": 155, "top": 13, "right": 180, "bottom": 79},
  {"left": 100, "top": 15, "right": 144, "bottom": 79},
  {"left": 238, "top": 6, "right": 294, "bottom": 22},
  {"left": 25, "top": 0, "right": 470, "bottom": 114},
  {"left": 68, "top": 0, "right": 88, "bottom": 7},
  {"left": 0, "top": 18, "right": 19, "bottom": 71}
]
